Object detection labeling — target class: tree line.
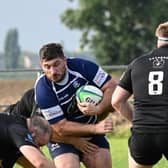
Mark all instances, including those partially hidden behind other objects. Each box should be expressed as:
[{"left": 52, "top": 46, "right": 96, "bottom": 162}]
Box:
[
  {"left": 3, "top": 0, "right": 168, "bottom": 69},
  {"left": 61, "top": 0, "right": 168, "bottom": 65},
  {"left": 2, "top": 29, "right": 95, "bottom": 69}
]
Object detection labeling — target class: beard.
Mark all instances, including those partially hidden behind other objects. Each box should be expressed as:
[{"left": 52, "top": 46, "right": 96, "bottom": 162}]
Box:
[{"left": 52, "top": 69, "right": 68, "bottom": 84}]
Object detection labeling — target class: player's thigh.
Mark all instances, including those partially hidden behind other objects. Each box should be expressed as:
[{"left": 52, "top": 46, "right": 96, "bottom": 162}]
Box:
[
  {"left": 83, "top": 148, "right": 112, "bottom": 168},
  {"left": 16, "top": 156, "right": 35, "bottom": 168},
  {"left": 128, "top": 151, "right": 153, "bottom": 168},
  {"left": 48, "top": 142, "right": 81, "bottom": 168},
  {"left": 54, "top": 153, "right": 80, "bottom": 168}
]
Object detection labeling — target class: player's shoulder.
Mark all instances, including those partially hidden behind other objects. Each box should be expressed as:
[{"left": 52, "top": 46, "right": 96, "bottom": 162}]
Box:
[
  {"left": 36, "top": 74, "right": 56, "bottom": 94},
  {"left": 0, "top": 113, "right": 22, "bottom": 125},
  {"left": 130, "top": 50, "right": 154, "bottom": 67},
  {"left": 35, "top": 73, "right": 51, "bottom": 88},
  {"left": 67, "top": 57, "right": 98, "bottom": 72},
  {"left": 23, "top": 88, "right": 34, "bottom": 99},
  {"left": 35, "top": 74, "right": 53, "bottom": 99},
  {"left": 67, "top": 57, "right": 94, "bottom": 65}
]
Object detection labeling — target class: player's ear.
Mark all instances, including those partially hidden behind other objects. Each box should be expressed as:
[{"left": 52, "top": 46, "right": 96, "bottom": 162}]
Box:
[
  {"left": 64, "top": 57, "right": 67, "bottom": 65},
  {"left": 30, "top": 127, "right": 37, "bottom": 138}
]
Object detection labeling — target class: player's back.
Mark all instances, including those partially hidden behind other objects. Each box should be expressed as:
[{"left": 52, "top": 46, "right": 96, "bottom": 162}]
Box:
[
  {"left": 131, "top": 47, "right": 168, "bottom": 101},
  {"left": 0, "top": 114, "right": 25, "bottom": 156},
  {"left": 130, "top": 47, "right": 168, "bottom": 131}
]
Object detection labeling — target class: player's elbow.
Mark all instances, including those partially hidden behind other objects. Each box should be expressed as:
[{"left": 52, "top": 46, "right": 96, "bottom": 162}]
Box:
[
  {"left": 111, "top": 97, "right": 121, "bottom": 112},
  {"left": 55, "top": 126, "right": 67, "bottom": 136},
  {"left": 35, "top": 161, "right": 45, "bottom": 168},
  {"left": 34, "top": 159, "right": 49, "bottom": 168}
]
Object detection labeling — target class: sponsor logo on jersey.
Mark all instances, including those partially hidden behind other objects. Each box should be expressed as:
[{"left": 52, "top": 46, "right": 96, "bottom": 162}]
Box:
[
  {"left": 25, "top": 133, "right": 34, "bottom": 144},
  {"left": 149, "top": 56, "right": 168, "bottom": 68},
  {"left": 72, "top": 80, "right": 80, "bottom": 88},
  {"left": 93, "top": 67, "right": 108, "bottom": 87},
  {"left": 41, "top": 105, "right": 64, "bottom": 120},
  {"left": 50, "top": 143, "right": 61, "bottom": 151}
]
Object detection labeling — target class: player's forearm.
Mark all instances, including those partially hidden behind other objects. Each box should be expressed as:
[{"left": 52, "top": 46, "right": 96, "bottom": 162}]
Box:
[
  {"left": 119, "top": 102, "right": 133, "bottom": 122},
  {"left": 51, "top": 133, "right": 82, "bottom": 145},
  {"left": 51, "top": 121, "right": 96, "bottom": 136},
  {"left": 97, "top": 91, "right": 114, "bottom": 114},
  {"left": 112, "top": 86, "right": 133, "bottom": 122},
  {"left": 113, "top": 101, "right": 133, "bottom": 122},
  {"left": 97, "top": 79, "right": 117, "bottom": 114},
  {"left": 40, "top": 158, "right": 56, "bottom": 168},
  {"left": 20, "top": 146, "right": 55, "bottom": 168}
]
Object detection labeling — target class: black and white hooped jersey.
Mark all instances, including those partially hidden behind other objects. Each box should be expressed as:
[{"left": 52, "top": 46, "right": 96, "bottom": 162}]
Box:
[
  {"left": 119, "top": 46, "right": 168, "bottom": 132},
  {"left": 35, "top": 58, "right": 111, "bottom": 124}
]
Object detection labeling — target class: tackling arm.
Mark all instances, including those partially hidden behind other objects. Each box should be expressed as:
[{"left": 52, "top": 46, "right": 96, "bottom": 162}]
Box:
[
  {"left": 51, "top": 133, "right": 99, "bottom": 155},
  {"left": 19, "top": 145, "right": 55, "bottom": 168},
  {"left": 51, "top": 118, "right": 113, "bottom": 137}
]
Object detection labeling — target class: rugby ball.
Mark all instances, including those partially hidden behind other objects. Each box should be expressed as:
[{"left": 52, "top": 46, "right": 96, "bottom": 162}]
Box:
[{"left": 76, "top": 85, "right": 103, "bottom": 105}]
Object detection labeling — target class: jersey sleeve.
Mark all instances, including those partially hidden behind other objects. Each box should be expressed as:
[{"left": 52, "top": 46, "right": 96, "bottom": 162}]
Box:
[
  {"left": 35, "top": 75, "right": 65, "bottom": 124},
  {"left": 8, "top": 124, "right": 37, "bottom": 149},
  {"left": 118, "top": 63, "right": 133, "bottom": 93},
  {"left": 68, "top": 58, "right": 111, "bottom": 88}
]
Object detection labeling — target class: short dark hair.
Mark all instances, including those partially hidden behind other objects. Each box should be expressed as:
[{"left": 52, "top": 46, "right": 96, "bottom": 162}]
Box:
[{"left": 39, "top": 43, "right": 65, "bottom": 60}]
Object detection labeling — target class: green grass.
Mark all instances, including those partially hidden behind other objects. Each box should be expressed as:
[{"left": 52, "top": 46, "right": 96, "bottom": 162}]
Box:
[
  {"left": 14, "top": 128, "right": 168, "bottom": 168},
  {"left": 109, "top": 136, "right": 167, "bottom": 168},
  {"left": 108, "top": 128, "right": 168, "bottom": 168}
]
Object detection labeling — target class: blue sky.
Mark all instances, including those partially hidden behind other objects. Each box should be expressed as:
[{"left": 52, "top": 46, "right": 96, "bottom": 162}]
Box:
[{"left": 0, "top": 0, "right": 82, "bottom": 53}]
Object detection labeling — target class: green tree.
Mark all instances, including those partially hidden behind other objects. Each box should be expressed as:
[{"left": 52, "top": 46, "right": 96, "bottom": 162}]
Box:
[
  {"left": 4, "top": 28, "right": 21, "bottom": 69},
  {"left": 61, "top": 0, "right": 168, "bottom": 64}
]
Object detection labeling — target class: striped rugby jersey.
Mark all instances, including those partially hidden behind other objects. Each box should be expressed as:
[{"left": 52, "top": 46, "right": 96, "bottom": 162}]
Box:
[{"left": 35, "top": 58, "right": 111, "bottom": 124}]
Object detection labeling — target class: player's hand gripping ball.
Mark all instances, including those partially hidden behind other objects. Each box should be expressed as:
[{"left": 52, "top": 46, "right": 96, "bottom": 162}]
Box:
[{"left": 76, "top": 85, "right": 103, "bottom": 105}]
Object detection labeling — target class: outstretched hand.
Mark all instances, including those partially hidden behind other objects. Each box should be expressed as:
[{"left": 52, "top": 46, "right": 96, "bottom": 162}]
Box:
[{"left": 95, "top": 118, "right": 113, "bottom": 134}]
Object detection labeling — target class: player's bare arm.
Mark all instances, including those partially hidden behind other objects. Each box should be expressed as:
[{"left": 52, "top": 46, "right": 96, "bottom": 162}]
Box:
[
  {"left": 112, "top": 86, "right": 133, "bottom": 122},
  {"left": 19, "top": 145, "right": 56, "bottom": 168},
  {"left": 51, "top": 118, "right": 113, "bottom": 137},
  {"left": 99, "top": 78, "right": 117, "bottom": 112}
]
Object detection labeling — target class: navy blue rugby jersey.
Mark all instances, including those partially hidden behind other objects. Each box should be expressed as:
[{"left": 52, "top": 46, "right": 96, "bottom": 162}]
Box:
[{"left": 35, "top": 58, "right": 111, "bottom": 124}]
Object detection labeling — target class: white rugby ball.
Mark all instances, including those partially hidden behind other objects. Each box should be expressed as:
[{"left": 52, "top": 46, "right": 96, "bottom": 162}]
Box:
[{"left": 76, "top": 85, "right": 103, "bottom": 105}]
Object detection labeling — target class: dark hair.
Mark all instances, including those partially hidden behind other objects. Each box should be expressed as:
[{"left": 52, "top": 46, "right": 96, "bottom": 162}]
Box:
[{"left": 39, "top": 43, "right": 65, "bottom": 60}]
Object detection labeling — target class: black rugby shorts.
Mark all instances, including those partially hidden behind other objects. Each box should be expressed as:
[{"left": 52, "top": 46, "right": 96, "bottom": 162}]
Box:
[
  {"left": 128, "top": 130, "right": 168, "bottom": 165},
  {"left": 48, "top": 134, "right": 109, "bottom": 160}
]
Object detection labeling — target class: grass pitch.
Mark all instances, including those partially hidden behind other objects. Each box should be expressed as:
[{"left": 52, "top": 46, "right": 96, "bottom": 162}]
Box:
[{"left": 14, "top": 128, "right": 168, "bottom": 168}]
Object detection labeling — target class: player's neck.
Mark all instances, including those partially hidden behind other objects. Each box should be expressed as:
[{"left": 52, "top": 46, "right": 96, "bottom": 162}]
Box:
[{"left": 55, "top": 69, "right": 69, "bottom": 85}]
